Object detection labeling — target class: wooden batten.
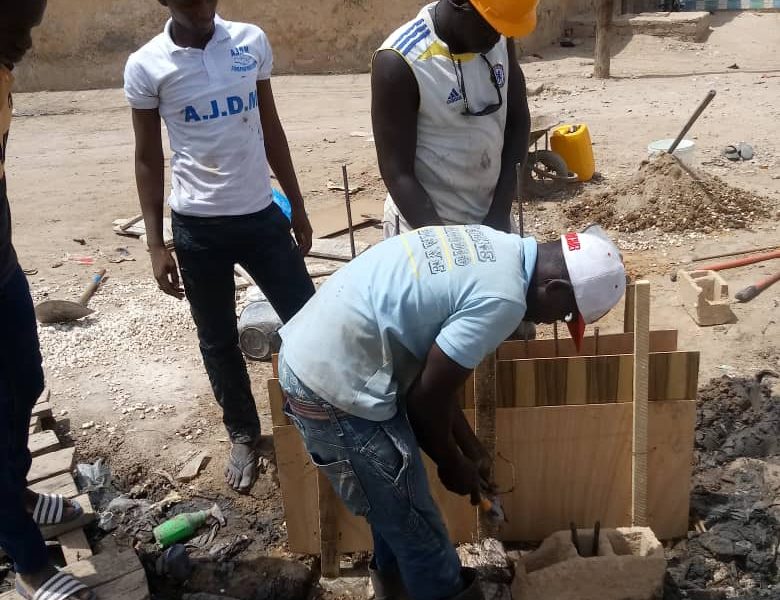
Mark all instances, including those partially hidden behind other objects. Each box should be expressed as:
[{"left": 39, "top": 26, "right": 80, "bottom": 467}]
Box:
[
  {"left": 496, "top": 329, "right": 678, "bottom": 361},
  {"left": 491, "top": 351, "right": 699, "bottom": 408}
]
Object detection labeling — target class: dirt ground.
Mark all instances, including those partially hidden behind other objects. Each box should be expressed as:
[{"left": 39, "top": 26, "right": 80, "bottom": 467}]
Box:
[{"left": 3, "top": 11, "right": 780, "bottom": 600}]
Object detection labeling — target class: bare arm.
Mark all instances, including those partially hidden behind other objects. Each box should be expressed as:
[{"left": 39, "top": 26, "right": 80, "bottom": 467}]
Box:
[
  {"left": 131, "top": 108, "right": 183, "bottom": 299},
  {"left": 483, "top": 39, "right": 531, "bottom": 233},
  {"left": 406, "top": 344, "right": 485, "bottom": 504},
  {"left": 371, "top": 50, "right": 442, "bottom": 229},
  {"left": 257, "top": 79, "right": 313, "bottom": 255}
]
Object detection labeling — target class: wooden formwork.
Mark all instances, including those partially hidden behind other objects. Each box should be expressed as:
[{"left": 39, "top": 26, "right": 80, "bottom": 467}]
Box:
[{"left": 269, "top": 285, "right": 699, "bottom": 575}]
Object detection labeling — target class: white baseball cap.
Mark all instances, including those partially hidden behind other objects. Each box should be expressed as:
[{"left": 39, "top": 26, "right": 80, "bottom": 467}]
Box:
[{"left": 561, "top": 225, "right": 626, "bottom": 349}]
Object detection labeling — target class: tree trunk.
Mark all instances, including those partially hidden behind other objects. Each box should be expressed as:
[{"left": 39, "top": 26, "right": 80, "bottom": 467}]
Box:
[{"left": 594, "top": 0, "right": 615, "bottom": 79}]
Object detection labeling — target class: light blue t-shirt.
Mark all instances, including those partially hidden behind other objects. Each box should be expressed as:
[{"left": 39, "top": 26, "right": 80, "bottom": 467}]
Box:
[{"left": 279, "top": 225, "right": 537, "bottom": 421}]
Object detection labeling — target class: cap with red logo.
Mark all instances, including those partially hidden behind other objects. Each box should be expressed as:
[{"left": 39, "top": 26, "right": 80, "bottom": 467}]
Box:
[{"left": 561, "top": 225, "right": 626, "bottom": 350}]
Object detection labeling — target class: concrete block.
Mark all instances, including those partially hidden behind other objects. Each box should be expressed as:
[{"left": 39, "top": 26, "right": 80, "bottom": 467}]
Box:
[
  {"left": 565, "top": 11, "right": 711, "bottom": 43},
  {"left": 512, "top": 527, "right": 666, "bottom": 600},
  {"left": 677, "top": 269, "right": 737, "bottom": 326}
]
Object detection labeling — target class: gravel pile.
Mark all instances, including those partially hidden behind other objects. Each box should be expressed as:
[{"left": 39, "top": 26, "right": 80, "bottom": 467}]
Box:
[{"left": 35, "top": 279, "right": 194, "bottom": 377}]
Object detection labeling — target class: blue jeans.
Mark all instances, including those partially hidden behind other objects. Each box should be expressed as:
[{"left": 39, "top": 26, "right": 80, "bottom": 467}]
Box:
[
  {"left": 172, "top": 203, "right": 315, "bottom": 444},
  {"left": 279, "top": 357, "right": 463, "bottom": 600},
  {"left": 0, "top": 266, "right": 48, "bottom": 573}
]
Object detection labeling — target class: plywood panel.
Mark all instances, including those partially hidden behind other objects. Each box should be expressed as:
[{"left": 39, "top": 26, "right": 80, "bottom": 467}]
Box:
[
  {"left": 497, "top": 330, "right": 678, "bottom": 361},
  {"left": 495, "top": 401, "right": 695, "bottom": 541},
  {"left": 648, "top": 400, "right": 697, "bottom": 539},
  {"left": 275, "top": 401, "right": 695, "bottom": 550},
  {"left": 495, "top": 352, "right": 699, "bottom": 407},
  {"left": 267, "top": 378, "right": 289, "bottom": 427},
  {"left": 273, "top": 425, "right": 321, "bottom": 555}
]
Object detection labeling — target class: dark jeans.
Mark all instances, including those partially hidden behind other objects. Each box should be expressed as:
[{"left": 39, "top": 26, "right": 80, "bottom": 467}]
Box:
[
  {"left": 172, "top": 203, "right": 315, "bottom": 444},
  {"left": 278, "top": 356, "right": 463, "bottom": 600},
  {"left": 0, "top": 266, "right": 48, "bottom": 573}
]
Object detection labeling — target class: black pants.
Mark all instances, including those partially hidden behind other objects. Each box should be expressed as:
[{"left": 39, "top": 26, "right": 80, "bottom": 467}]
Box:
[
  {"left": 172, "top": 203, "right": 315, "bottom": 444},
  {"left": 0, "top": 266, "right": 48, "bottom": 573}
]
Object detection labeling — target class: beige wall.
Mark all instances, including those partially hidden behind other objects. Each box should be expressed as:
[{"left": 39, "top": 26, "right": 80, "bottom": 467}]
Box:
[{"left": 15, "top": 0, "right": 580, "bottom": 92}]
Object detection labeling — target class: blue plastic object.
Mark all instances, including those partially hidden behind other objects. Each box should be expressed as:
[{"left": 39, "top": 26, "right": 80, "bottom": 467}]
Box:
[{"left": 272, "top": 188, "right": 292, "bottom": 221}]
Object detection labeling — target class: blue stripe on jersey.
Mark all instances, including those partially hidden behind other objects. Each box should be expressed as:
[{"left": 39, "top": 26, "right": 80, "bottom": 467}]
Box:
[
  {"left": 392, "top": 20, "right": 427, "bottom": 51},
  {"left": 400, "top": 26, "right": 431, "bottom": 56}
]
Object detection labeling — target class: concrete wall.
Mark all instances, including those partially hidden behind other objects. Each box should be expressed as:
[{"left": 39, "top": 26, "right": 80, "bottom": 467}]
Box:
[{"left": 15, "top": 0, "right": 582, "bottom": 92}]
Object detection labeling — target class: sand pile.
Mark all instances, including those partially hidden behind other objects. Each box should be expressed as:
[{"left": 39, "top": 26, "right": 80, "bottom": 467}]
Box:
[{"left": 564, "top": 154, "right": 769, "bottom": 234}]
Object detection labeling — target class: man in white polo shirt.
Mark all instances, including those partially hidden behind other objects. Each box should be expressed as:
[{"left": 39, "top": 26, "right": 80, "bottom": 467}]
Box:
[
  {"left": 278, "top": 224, "right": 626, "bottom": 598},
  {"left": 124, "top": 0, "right": 315, "bottom": 493}
]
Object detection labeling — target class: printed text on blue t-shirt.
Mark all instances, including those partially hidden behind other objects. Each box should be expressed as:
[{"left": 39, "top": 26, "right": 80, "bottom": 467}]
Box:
[
  {"left": 416, "top": 226, "right": 496, "bottom": 275},
  {"left": 183, "top": 88, "right": 258, "bottom": 123}
]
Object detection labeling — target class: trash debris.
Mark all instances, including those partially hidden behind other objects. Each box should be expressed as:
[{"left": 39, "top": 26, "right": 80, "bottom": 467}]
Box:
[
  {"left": 81, "top": 421, "right": 95, "bottom": 430},
  {"left": 153, "top": 503, "right": 226, "bottom": 548},
  {"left": 156, "top": 544, "right": 193, "bottom": 582},
  {"left": 72, "top": 238, "right": 86, "bottom": 245},
  {"left": 176, "top": 450, "right": 211, "bottom": 483},
  {"left": 69, "top": 255, "right": 94, "bottom": 266},
  {"left": 75, "top": 459, "right": 112, "bottom": 491}
]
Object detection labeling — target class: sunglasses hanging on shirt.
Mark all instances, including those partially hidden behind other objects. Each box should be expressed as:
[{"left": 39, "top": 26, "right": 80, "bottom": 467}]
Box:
[{"left": 450, "top": 53, "right": 503, "bottom": 117}]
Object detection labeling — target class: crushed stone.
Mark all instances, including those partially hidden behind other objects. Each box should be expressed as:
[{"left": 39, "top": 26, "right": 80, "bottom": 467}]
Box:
[{"left": 564, "top": 154, "right": 769, "bottom": 234}]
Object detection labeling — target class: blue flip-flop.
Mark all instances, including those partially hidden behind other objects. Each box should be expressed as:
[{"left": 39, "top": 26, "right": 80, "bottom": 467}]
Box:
[
  {"left": 31, "top": 494, "right": 83, "bottom": 526},
  {"left": 16, "top": 571, "right": 96, "bottom": 600}
]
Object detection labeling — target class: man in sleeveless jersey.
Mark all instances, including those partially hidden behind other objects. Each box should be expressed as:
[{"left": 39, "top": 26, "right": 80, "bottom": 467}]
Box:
[{"left": 372, "top": 0, "right": 538, "bottom": 238}]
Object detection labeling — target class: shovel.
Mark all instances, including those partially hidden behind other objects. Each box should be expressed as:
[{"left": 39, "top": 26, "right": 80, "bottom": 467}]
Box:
[{"left": 35, "top": 269, "right": 106, "bottom": 324}]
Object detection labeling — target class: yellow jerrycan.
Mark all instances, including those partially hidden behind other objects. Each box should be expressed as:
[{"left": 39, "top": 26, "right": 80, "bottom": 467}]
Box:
[{"left": 550, "top": 124, "right": 595, "bottom": 182}]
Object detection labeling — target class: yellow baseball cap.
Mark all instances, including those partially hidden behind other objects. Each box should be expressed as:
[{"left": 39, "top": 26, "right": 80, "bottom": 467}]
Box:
[{"left": 470, "top": 0, "right": 539, "bottom": 38}]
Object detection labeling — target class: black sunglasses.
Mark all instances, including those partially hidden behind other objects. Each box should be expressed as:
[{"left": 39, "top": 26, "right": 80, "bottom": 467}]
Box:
[{"left": 451, "top": 54, "right": 503, "bottom": 117}]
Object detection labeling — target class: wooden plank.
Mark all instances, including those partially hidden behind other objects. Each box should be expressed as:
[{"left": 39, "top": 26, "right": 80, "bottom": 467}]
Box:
[
  {"left": 273, "top": 425, "right": 321, "bottom": 555},
  {"left": 27, "top": 447, "right": 75, "bottom": 484},
  {"left": 495, "top": 351, "right": 700, "bottom": 407},
  {"left": 29, "top": 473, "right": 79, "bottom": 498},
  {"left": 495, "top": 401, "right": 695, "bottom": 541},
  {"left": 272, "top": 353, "right": 279, "bottom": 377},
  {"left": 93, "top": 568, "right": 150, "bottom": 600},
  {"left": 59, "top": 529, "right": 93, "bottom": 564},
  {"left": 474, "top": 353, "right": 497, "bottom": 539},
  {"left": 29, "top": 415, "right": 41, "bottom": 434},
  {"left": 318, "top": 472, "right": 341, "bottom": 578},
  {"left": 309, "top": 238, "right": 371, "bottom": 262},
  {"left": 31, "top": 402, "right": 53, "bottom": 419},
  {"left": 624, "top": 283, "right": 636, "bottom": 333},
  {"left": 309, "top": 197, "right": 381, "bottom": 239},
  {"left": 632, "top": 281, "right": 651, "bottom": 527},
  {"left": 268, "top": 378, "right": 289, "bottom": 427},
  {"left": 29, "top": 430, "right": 61, "bottom": 457},
  {"left": 647, "top": 400, "right": 697, "bottom": 539},
  {"left": 36, "top": 387, "right": 51, "bottom": 405},
  {"left": 40, "top": 493, "right": 95, "bottom": 540},
  {"left": 0, "top": 549, "right": 148, "bottom": 600},
  {"left": 496, "top": 330, "right": 678, "bottom": 361}
]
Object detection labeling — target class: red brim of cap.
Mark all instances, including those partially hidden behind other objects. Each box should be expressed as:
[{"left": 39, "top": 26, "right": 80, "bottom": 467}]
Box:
[{"left": 567, "top": 314, "right": 586, "bottom": 353}]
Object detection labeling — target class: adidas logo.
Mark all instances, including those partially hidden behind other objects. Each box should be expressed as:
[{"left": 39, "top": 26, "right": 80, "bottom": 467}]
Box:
[{"left": 446, "top": 88, "right": 462, "bottom": 105}]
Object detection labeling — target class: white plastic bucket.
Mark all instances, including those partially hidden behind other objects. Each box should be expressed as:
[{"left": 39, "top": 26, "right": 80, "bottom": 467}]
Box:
[{"left": 647, "top": 138, "right": 696, "bottom": 167}]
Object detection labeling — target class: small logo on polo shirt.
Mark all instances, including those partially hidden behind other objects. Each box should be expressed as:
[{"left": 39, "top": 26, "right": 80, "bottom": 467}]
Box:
[
  {"left": 231, "top": 45, "right": 258, "bottom": 73},
  {"left": 446, "top": 88, "right": 462, "bottom": 105},
  {"left": 493, "top": 64, "right": 506, "bottom": 88}
]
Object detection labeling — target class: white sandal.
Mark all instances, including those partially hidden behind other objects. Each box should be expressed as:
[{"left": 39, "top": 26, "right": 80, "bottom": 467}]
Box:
[
  {"left": 31, "top": 494, "right": 83, "bottom": 526},
  {"left": 16, "top": 571, "right": 95, "bottom": 600}
]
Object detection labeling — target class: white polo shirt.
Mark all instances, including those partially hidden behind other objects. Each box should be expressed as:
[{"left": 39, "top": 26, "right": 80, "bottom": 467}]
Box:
[{"left": 124, "top": 16, "right": 274, "bottom": 217}]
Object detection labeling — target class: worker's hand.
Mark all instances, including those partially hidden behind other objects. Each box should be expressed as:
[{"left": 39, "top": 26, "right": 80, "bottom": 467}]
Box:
[
  {"left": 437, "top": 453, "right": 482, "bottom": 506},
  {"left": 149, "top": 246, "right": 184, "bottom": 300},
  {"left": 291, "top": 208, "right": 313, "bottom": 256}
]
